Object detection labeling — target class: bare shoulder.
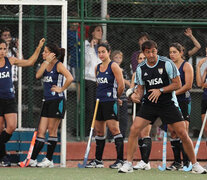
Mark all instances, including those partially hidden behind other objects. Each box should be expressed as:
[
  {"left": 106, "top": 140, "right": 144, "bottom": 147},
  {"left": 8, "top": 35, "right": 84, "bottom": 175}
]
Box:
[{"left": 184, "top": 61, "right": 193, "bottom": 70}]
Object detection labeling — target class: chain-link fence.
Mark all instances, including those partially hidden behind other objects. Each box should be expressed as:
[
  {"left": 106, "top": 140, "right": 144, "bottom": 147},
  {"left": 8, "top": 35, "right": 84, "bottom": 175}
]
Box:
[{"left": 1, "top": 0, "right": 207, "bottom": 142}]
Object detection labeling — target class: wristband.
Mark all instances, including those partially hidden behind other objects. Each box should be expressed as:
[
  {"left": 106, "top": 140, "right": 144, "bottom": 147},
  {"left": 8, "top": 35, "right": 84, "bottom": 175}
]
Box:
[
  {"left": 44, "top": 61, "right": 49, "bottom": 64},
  {"left": 126, "top": 88, "right": 134, "bottom": 98}
]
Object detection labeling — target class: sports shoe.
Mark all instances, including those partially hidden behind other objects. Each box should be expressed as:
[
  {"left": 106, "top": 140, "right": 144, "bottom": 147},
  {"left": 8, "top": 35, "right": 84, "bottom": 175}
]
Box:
[
  {"left": 85, "top": 159, "right": 104, "bottom": 168},
  {"left": 18, "top": 159, "right": 37, "bottom": 167},
  {"left": 109, "top": 159, "right": 123, "bottom": 169},
  {"left": 118, "top": 161, "right": 133, "bottom": 173},
  {"left": 37, "top": 158, "right": 54, "bottom": 168},
  {"left": 166, "top": 161, "right": 182, "bottom": 171},
  {"left": 133, "top": 160, "right": 151, "bottom": 170},
  {"left": 192, "top": 162, "right": 207, "bottom": 174},
  {"left": 0, "top": 155, "right": 11, "bottom": 167}
]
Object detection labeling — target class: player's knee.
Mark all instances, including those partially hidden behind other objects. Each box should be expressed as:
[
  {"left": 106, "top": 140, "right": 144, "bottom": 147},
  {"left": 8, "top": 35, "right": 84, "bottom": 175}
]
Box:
[
  {"left": 6, "top": 124, "right": 16, "bottom": 133},
  {"left": 176, "top": 129, "right": 188, "bottom": 139},
  {"left": 130, "top": 125, "right": 140, "bottom": 137}
]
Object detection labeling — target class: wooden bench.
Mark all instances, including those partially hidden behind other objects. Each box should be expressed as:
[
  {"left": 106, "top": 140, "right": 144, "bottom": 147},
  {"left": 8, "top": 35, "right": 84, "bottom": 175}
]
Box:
[{"left": 6, "top": 130, "right": 61, "bottom": 164}]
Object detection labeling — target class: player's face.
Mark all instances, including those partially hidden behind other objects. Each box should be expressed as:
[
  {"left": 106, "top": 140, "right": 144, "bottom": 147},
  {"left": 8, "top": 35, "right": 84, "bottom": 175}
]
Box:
[
  {"left": 92, "top": 26, "right": 103, "bottom": 40},
  {"left": 42, "top": 46, "right": 51, "bottom": 60},
  {"left": 113, "top": 54, "right": 122, "bottom": 66},
  {"left": 143, "top": 48, "right": 157, "bottom": 65},
  {"left": 1, "top": 31, "right": 11, "bottom": 41},
  {"left": 98, "top": 46, "right": 110, "bottom": 61},
  {"left": 169, "top": 47, "right": 182, "bottom": 62},
  {"left": 137, "top": 52, "right": 145, "bottom": 64},
  {"left": 0, "top": 43, "right": 7, "bottom": 58}
]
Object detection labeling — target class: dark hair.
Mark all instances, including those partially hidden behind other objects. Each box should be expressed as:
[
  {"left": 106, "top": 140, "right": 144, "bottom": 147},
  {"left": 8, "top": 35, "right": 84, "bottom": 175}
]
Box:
[
  {"left": 97, "top": 42, "right": 111, "bottom": 52},
  {"left": 46, "top": 43, "right": 65, "bottom": 63},
  {"left": 141, "top": 40, "right": 157, "bottom": 52},
  {"left": 88, "top": 24, "right": 103, "bottom": 43},
  {"left": 138, "top": 32, "right": 150, "bottom": 41},
  {"left": 0, "top": 27, "right": 11, "bottom": 35},
  {"left": 170, "top": 43, "right": 185, "bottom": 59},
  {"left": 0, "top": 39, "right": 7, "bottom": 47}
]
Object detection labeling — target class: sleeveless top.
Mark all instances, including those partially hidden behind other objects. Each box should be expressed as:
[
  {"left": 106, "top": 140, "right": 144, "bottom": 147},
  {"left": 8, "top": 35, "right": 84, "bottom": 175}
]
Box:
[
  {"left": 176, "top": 61, "right": 191, "bottom": 102},
  {"left": 43, "top": 61, "right": 64, "bottom": 101},
  {"left": 0, "top": 57, "right": 14, "bottom": 99},
  {"left": 96, "top": 61, "right": 117, "bottom": 102}
]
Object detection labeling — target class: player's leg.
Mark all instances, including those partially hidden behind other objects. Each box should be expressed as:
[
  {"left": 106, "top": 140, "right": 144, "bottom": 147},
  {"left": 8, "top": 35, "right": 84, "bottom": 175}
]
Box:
[
  {"left": 107, "top": 119, "right": 124, "bottom": 169},
  {"left": 134, "top": 125, "right": 152, "bottom": 170}
]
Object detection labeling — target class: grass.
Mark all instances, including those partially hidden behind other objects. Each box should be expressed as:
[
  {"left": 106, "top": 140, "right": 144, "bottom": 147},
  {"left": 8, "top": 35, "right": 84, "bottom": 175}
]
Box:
[{"left": 0, "top": 168, "right": 206, "bottom": 180}]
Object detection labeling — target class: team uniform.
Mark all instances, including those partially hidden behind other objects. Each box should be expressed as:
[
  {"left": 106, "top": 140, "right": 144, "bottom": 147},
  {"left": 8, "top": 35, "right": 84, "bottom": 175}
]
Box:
[
  {"left": 0, "top": 57, "right": 17, "bottom": 115},
  {"left": 86, "top": 61, "right": 124, "bottom": 169},
  {"left": 135, "top": 55, "right": 183, "bottom": 124},
  {"left": 41, "top": 61, "right": 65, "bottom": 119},
  {"left": 167, "top": 61, "right": 191, "bottom": 170}
]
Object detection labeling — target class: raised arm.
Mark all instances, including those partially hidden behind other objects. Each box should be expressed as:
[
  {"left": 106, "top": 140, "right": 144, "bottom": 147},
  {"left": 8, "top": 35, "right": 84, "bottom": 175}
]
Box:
[
  {"left": 111, "top": 62, "right": 125, "bottom": 98},
  {"left": 9, "top": 38, "right": 45, "bottom": 67},
  {"left": 184, "top": 28, "right": 201, "bottom": 57}
]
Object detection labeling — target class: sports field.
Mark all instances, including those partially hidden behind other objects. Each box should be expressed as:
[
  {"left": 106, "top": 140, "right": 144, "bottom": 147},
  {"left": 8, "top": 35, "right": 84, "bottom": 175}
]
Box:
[{"left": 0, "top": 164, "right": 206, "bottom": 180}]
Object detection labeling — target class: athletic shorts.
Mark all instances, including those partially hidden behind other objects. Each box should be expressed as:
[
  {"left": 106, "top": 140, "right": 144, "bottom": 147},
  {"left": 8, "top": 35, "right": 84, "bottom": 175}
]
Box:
[
  {"left": 41, "top": 99, "right": 66, "bottom": 119},
  {"left": 137, "top": 103, "right": 184, "bottom": 125},
  {"left": 96, "top": 101, "right": 118, "bottom": 121},
  {"left": 178, "top": 100, "right": 191, "bottom": 122},
  {"left": 0, "top": 98, "right": 17, "bottom": 116},
  {"left": 201, "top": 99, "right": 207, "bottom": 115}
]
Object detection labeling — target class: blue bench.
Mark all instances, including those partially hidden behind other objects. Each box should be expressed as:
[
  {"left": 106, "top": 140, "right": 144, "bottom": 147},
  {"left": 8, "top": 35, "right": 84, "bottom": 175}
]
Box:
[{"left": 6, "top": 130, "right": 61, "bottom": 164}]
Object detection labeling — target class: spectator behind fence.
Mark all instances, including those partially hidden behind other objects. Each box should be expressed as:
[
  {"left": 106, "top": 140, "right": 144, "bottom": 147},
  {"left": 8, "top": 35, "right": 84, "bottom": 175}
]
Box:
[
  {"left": 84, "top": 25, "right": 103, "bottom": 136},
  {"left": 118, "top": 40, "right": 206, "bottom": 174},
  {"left": 20, "top": 43, "right": 73, "bottom": 168},
  {"left": 167, "top": 43, "right": 194, "bottom": 171},
  {"left": 127, "top": 51, "right": 152, "bottom": 171},
  {"left": 183, "top": 28, "right": 201, "bottom": 61},
  {"left": 107, "top": 50, "right": 130, "bottom": 141},
  {"left": 85, "top": 42, "right": 125, "bottom": 169},
  {"left": 131, "top": 32, "right": 150, "bottom": 73},
  {"left": 0, "top": 38, "right": 45, "bottom": 167}
]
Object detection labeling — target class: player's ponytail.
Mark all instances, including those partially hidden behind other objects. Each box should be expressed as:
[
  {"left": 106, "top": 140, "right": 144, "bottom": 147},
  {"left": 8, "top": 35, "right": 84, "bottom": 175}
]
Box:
[{"left": 59, "top": 48, "right": 65, "bottom": 63}]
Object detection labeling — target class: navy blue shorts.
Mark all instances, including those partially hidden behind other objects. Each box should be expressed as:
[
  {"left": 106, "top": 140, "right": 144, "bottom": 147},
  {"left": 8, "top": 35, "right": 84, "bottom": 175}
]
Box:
[
  {"left": 137, "top": 103, "right": 184, "bottom": 125},
  {"left": 41, "top": 99, "right": 65, "bottom": 119},
  {"left": 96, "top": 101, "right": 118, "bottom": 121},
  {"left": 0, "top": 98, "right": 17, "bottom": 116}
]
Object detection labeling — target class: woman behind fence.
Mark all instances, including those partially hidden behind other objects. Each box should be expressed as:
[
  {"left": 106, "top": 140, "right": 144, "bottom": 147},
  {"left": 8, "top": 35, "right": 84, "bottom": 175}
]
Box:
[
  {"left": 21, "top": 43, "right": 73, "bottom": 168},
  {"left": 0, "top": 38, "right": 45, "bottom": 166},
  {"left": 85, "top": 42, "right": 125, "bottom": 169}
]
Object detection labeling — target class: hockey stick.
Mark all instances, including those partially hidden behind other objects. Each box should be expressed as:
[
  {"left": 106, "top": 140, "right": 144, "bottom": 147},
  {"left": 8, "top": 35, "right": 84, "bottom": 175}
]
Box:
[
  {"left": 19, "top": 131, "right": 37, "bottom": 167},
  {"left": 133, "top": 103, "right": 136, "bottom": 121},
  {"left": 78, "top": 99, "right": 100, "bottom": 168},
  {"left": 158, "top": 125, "right": 167, "bottom": 171},
  {"left": 183, "top": 109, "right": 207, "bottom": 171}
]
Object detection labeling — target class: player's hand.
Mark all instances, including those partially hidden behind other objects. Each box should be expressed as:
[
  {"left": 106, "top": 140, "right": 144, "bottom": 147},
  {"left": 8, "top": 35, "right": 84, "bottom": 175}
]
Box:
[
  {"left": 46, "top": 53, "right": 56, "bottom": 63},
  {"left": 148, "top": 89, "right": 161, "bottom": 103},
  {"left": 118, "top": 99, "right": 123, "bottom": 106},
  {"left": 184, "top": 28, "right": 193, "bottom": 38},
  {"left": 131, "top": 93, "right": 141, "bottom": 103},
  {"left": 51, "top": 85, "right": 63, "bottom": 93},
  {"left": 38, "top": 38, "right": 45, "bottom": 48}
]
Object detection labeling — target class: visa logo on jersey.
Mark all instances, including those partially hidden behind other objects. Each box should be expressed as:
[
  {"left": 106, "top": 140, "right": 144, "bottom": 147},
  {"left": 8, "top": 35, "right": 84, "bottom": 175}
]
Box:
[
  {"left": 43, "top": 76, "right": 53, "bottom": 82},
  {"left": 147, "top": 78, "right": 163, "bottom": 86},
  {"left": 0, "top": 72, "right": 10, "bottom": 79},
  {"left": 97, "top": 77, "right": 108, "bottom": 84}
]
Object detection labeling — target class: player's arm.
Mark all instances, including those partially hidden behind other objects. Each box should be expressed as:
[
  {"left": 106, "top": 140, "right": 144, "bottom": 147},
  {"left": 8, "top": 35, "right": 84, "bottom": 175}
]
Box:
[
  {"left": 111, "top": 62, "right": 125, "bottom": 98},
  {"left": 36, "top": 53, "right": 56, "bottom": 79},
  {"left": 131, "top": 85, "right": 144, "bottom": 103},
  {"left": 176, "top": 62, "right": 193, "bottom": 95},
  {"left": 9, "top": 38, "right": 45, "bottom": 67},
  {"left": 196, "top": 57, "right": 207, "bottom": 87},
  {"left": 51, "top": 62, "right": 74, "bottom": 93}
]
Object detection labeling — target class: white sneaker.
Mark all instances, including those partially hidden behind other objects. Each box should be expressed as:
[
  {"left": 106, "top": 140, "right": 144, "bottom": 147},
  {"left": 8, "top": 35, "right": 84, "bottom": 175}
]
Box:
[
  {"left": 37, "top": 158, "right": 54, "bottom": 168},
  {"left": 133, "top": 160, "right": 151, "bottom": 170},
  {"left": 118, "top": 161, "right": 133, "bottom": 173},
  {"left": 192, "top": 162, "right": 207, "bottom": 174},
  {"left": 18, "top": 159, "right": 37, "bottom": 167}
]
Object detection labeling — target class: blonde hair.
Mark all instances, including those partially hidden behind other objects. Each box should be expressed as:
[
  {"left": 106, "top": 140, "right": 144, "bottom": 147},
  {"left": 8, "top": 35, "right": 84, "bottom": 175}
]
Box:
[{"left": 111, "top": 50, "right": 123, "bottom": 60}]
